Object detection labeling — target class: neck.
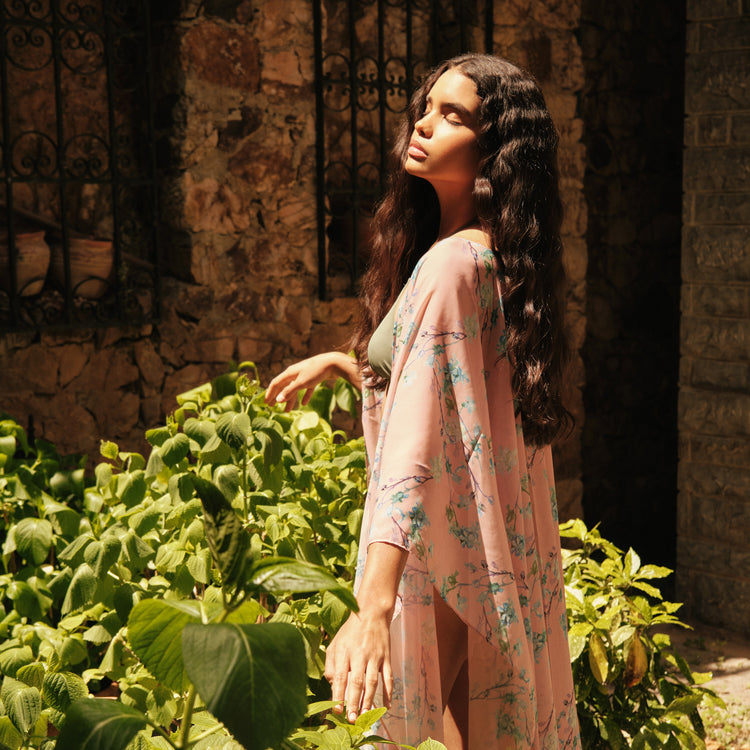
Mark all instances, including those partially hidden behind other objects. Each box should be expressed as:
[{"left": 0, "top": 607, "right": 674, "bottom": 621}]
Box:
[{"left": 433, "top": 183, "right": 478, "bottom": 240}]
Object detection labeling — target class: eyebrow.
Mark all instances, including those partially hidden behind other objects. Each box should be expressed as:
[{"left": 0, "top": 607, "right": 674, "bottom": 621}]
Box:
[{"left": 425, "top": 95, "right": 474, "bottom": 120}]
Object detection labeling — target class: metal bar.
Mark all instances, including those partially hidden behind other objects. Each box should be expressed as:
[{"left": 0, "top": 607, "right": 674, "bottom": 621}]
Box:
[
  {"left": 0, "top": 1, "right": 18, "bottom": 322},
  {"left": 313, "top": 0, "right": 327, "bottom": 300},
  {"left": 102, "top": 0, "right": 124, "bottom": 318},
  {"left": 377, "top": 0, "right": 386, "bottom": 194},
  {"left": 459, "top": 0, "right": 468, "bottom": 53},
  {"left": 51, "top": 0, "right": 72, "bottom": 323},
  {"left": 405, "top": 0, "right": 413, "bottom": 99},
  {"left": 347, "top": 0, "right": 359, "bottom": 282},
  {"left": 430, "top": 0, "right": 440, "bottom": 65},
  {"left": 485, "top": 0, "right": 494, "bottom": 53},
  {"left": 142, "top": 0, "right": 161, "bottom": 321}
]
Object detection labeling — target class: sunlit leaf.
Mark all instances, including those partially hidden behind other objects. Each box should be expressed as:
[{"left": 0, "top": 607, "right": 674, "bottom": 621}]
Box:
[
  {"left": 42, "top": 671, "right": 88, "bottom": 712},
  {"left": 128, "top": 599, "right": 202, "bottom": 693},
  {"left": 183, "top": 622, "right": 306, "bottom": 750},
  {"left": 588, "top": 633, "right": 609, "bottom": 684},
  {"left": 13, "top": 517, "right": 53, "bottom": 565},
  {"left": 55, "top": 698, "right": 146, "bottom": 750},
  {"left": 193, "top": 477, "right": 249, "bottom": 589},
  {"left": 246, "top": 557, "right": 358, "bottom": 611},
  {"left": 215, "top": 412, "right": 251, "bottom": 452}
]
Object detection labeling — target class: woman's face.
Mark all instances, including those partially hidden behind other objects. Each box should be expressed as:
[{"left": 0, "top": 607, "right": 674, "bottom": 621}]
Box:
[{"left": 404, "top": 68, "right": 482, "bottom": 191}]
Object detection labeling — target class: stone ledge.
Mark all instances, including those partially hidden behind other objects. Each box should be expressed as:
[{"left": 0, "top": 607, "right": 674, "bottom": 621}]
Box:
[
  {"left": 681, "top": 315, "right": 750, "bottom": 360},
  {"left": 687, "top": 0, "right": 744, "bottom": 21},
  {"left": 678, "top": 388, "right": 750, "bottom": 437},
  {"left": 685, "top": 50, "right": 750, "bottom": 112},
  {"left": 682, "top": 225, "right": 750, "bottom": 280},
  {"left": 683, "top": 146, "right": 750, "bottom": 191},
  {"left": 698, "top": 16, "right": 750, "bottom": 52}
]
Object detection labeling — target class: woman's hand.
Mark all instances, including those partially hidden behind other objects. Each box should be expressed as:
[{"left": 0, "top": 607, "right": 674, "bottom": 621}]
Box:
[
  {"left": 324, "top": 607, "right": 393, "bottom": 721},
  {"left": 264, "top": 352, "right": 362, "bottom": 410},
  {"left": 325, "top": 542, "right": 407, "bottom": 721}
]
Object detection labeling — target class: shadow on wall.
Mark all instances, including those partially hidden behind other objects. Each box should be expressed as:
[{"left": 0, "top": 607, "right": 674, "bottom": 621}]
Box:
[{"left": 579, "top": 0, "right": 685, "bottom": 571}]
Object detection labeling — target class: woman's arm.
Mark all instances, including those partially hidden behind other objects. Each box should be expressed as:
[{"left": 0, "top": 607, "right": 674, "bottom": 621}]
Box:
[
  {"left": 264, "top": 351, "right": 362, "bottom": 408},
  {"left": 324, "top": 541, "right": 407, "bottom": 721}
]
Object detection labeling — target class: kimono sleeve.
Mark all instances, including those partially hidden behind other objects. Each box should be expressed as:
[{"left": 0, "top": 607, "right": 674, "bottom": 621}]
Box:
[{"left": 363, "top": 239, "right": 508, "bottom": 563}]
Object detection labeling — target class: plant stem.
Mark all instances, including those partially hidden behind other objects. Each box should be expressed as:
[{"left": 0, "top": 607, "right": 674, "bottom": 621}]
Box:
[{"left": 178, "top": 685, "right": 197, "bottom": 749}]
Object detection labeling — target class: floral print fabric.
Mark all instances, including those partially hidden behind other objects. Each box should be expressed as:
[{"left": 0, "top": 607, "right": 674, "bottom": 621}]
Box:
[{"left": 357, "top": 237, "right": 581, "bottom": 748}]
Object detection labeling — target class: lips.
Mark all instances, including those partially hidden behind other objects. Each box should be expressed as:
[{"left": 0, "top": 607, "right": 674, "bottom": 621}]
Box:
[{"left": 407, "top": 140, "right": 427, "bottom": 159}]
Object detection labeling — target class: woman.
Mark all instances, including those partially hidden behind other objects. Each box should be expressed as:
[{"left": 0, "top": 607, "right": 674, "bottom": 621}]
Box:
[{"left": 266, "top": 54, "right": 580, "bottom": 749}]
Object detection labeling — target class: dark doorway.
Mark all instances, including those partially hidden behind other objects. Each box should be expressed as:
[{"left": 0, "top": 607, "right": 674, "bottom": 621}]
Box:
[{"left": 580, "top": 0, "right": 685, "bottom": 569}]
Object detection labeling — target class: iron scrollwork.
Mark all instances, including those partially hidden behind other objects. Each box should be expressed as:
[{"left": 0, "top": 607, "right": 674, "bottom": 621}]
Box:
[
  {"left": 0, "top": 0, "right": 160, "bottom": 331},
  {"left": 314, "top": 0, "right": 494, "bottom": 299}
]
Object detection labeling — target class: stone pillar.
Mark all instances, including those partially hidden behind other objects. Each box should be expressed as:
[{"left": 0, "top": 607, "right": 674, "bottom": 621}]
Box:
[{"left": 678, "top": 0, "right": 750, "bottom": 634}]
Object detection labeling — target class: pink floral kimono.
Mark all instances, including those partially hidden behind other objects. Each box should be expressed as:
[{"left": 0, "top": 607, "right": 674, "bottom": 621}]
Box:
[{"left": 356, "top": 237, "right": 581, "bottom": 748}]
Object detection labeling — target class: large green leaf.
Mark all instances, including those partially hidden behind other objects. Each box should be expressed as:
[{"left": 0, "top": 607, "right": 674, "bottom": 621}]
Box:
[
  {"left": 160, "top": 433, "right": 190, "bottom": 467},
  {"left": 61, "top": 563, "right": 97, "bottom": 615},
  {"left": 42, "top": 671, "right": 88, "bottom": 712},
  {"left": 55, "top": 698, "right": 146, "bottom": 750},
  {"left": 215, "top": 412, "right": 251, "bottom": 452},
  {"left": 4, "top": 683, "right": 41, "bottom": 735},
  {"left": 13, "top": 517, "right": 53, "bottom": 565},
  {"left": 127, "top": 599, "right": 202, "bottom": 693},
  {"left": 85, "top": 536, "right": 122, "bottom": 580},
  {"left": 193, "top": 477, "right": 249, "bottom": 589},
  {"left": 0, "top": 716, "right": 22, "bottom": 750},
  {"left": 182, "top": 622, "right": 306, "bottom": 750},
  {"left": 246, "top": 557, "right": 358, "bottom": 611}
]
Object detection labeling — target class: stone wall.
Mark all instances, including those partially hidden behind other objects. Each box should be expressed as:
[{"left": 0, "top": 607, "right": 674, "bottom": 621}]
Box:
[
  {"left": 677, "top": 0, "right": 750, "bottom": 633},
  {"left": 0, "top": 0, "right": 586, "bottom": 521},
  {"left": 492, "top": 0, "right": 587, "bottom": 520},
  {"left": 579, "top": 0, "right": 685, "bottom": 568}
]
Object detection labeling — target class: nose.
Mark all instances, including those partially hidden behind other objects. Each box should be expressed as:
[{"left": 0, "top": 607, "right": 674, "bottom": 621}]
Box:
[{"left": 415, "top": 113, "right": 431, "bottom": 137}]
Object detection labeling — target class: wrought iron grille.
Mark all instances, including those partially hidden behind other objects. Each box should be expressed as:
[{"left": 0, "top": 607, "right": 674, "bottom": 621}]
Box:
[
  {"left": 313, "top": 0, "right": 494, "bottom": 299},
  {"left": 0, "top": 0, "right": 160, "bottom": 331}
]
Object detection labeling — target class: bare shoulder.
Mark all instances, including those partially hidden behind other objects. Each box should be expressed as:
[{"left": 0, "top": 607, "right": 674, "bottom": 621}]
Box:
[
  {"left": 454, "top": 227, "right": 492, "bottom": 249},
  {"left": 416, "top": 234, "right": 496, "bottom": 287}
]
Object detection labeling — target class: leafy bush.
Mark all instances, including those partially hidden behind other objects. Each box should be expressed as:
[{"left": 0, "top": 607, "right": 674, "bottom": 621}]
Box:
[
  {"left": 561, "top": 519, "right": 723, "bottom": 749},
  {"left": 0, "top": 367, "right": 723, "bottom": 750}
]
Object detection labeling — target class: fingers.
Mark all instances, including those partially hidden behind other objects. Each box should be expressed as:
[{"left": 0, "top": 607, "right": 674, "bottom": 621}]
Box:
[
  {"left": 382, "top": 658, "right": 393, "bottom": 709},
  {"left": 360, "top": 663, "right": 381, "bottom": 714}
]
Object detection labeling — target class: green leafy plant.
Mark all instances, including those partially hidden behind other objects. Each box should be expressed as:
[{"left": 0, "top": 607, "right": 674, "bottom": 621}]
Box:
[
  {"left": 561, "top": 519, "right": 724, "bottom": 749},
  {"left": 0, "top": 373, "right": 723, "bottom": 750}
]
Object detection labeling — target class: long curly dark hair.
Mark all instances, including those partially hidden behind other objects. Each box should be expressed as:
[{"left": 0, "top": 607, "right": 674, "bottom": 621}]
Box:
[{"left": 351, "top": 54, "right": 571, "bottom": 446}]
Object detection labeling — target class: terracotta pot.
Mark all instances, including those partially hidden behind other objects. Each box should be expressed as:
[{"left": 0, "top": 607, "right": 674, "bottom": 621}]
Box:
[
  {"left": 52, "top": 238, "right": 114, "bottom": 299},
  {"left": 0, "top": 231, "right": 50, "bottom": 296}
]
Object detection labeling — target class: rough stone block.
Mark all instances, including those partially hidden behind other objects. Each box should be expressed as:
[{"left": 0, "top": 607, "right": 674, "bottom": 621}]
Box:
[
  {"left": 682, "top": 225, "right": 750, "bottom": 281},
  {"left": 689, "top": 434, "right": 750, "bottom": 466},
  {"left": 693, "top": 192, "right": 750, "bottom": 223},
  {"left": 692, "top": 282, "right": 748, "bottom": 317},
  {"left": 683, "top": 146, "right": 750, "bottom": 191},
  {"left": 134, "top": 341, "right": 166, "bottom": 389},
  {"left": 181, "top": 21, "right": 260, "bottom": 92},
  {"left": 57, "top": 344, "right": 90, "bottom": 387},
  {"left": 685, "top": 51, "right": 750, "bottom": 112},
  {"left": 697, "top": 114, "right": 729, "bottom": 144},
  {"left": 699, "top": 17, "right": 750, "bottom": 51},
  {"left": 687, "top": 570, "right": 750, "bottom": 635},
  {"left": 162, "top": 364, "right": 214, "bottom": 416},
  {"left": 679, "top": 455, "right": 750, "bottom": 506},
  {"left": 679, "top": 388, "right": 750, "bottom": 438},
  {"left": 682, "top": 193, "right": 694, "bottom": 225},
  {"left": 730, "top": 113, "right": 750, "bottom": 143},
  {"left": 691, "top": 358, "right": 749, "bottom": 390},
  {"left": 676, "top": 490, "right": 692, "bottom": 534},
  {"left": 682, "top": 315, "right": 750, "bottom": 360},
  {"left": 687, "top": 0, "right": 742, "bottom": 19},
  {"left": 679, "top": 356, "right": 694, "bottom": 387}
]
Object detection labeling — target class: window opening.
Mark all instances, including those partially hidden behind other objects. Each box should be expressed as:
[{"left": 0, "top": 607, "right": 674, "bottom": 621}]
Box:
[
  {"left": 313, "top": 0, "right": 494, "bottom": 299},
  {"left": 0, "top": 0, "right": 160, "bottom": 331}
]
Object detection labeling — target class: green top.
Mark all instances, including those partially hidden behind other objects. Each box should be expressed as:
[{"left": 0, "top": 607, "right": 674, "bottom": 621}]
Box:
[{"left": 367, "top": 286, "right": 406, "bottom": 380}]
